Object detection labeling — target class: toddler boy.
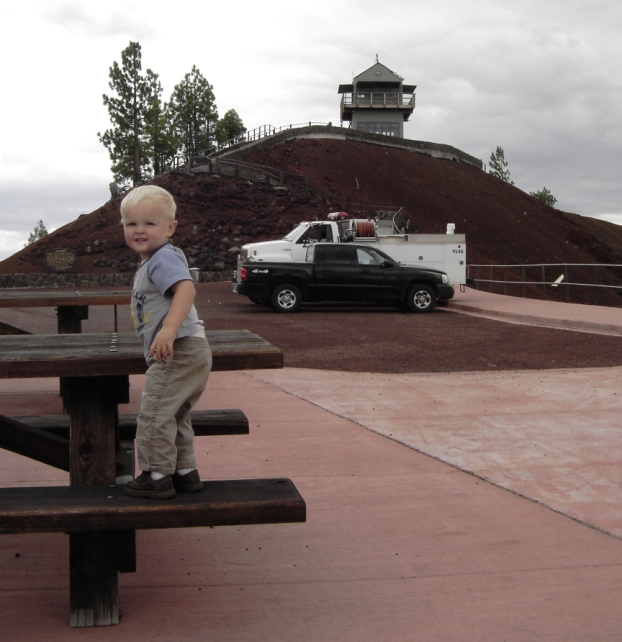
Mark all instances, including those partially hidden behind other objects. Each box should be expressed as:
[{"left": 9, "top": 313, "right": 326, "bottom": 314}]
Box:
[{"left": 121, "top": 185, "right": 211, "bottom": 499}]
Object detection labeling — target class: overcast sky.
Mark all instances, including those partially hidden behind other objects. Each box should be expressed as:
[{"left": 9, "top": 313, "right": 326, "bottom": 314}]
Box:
[{"left": 0, "top": 0, "right": 620, "bottom": 261}]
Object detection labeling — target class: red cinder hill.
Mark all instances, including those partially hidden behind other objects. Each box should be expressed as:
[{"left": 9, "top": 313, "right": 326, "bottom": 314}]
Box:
[{"left": 2, "top": 135, "right": 622, "bottom": 304}]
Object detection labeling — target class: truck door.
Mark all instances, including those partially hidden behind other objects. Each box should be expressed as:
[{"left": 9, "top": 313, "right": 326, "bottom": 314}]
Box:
[
  {"left": 355, "top": 246, "right": 402, "bottom": 301},
  {"left": 291, "top": 223, "right": 333, "bottom": 261},
  {"left": 313, "top": 245, "right": 358, "bottom": 301}
]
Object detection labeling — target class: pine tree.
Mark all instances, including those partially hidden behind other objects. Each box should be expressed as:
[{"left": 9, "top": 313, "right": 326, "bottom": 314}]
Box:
[
  {"left": 143, "top": 70, "right": 177, "bottom": 177},
  {"left": 489, "top": 146, "right": 514, "bottom": 185},
  {"left": 215, "top": 109, "right": 247, "bottom": 145},
  {"left": 530, "top": 187, "right": 558, "bottom": 207},
  {"left": 25, "top": 220, "right": 48, "bottom": 247},
  {"left": 98, "top": 42, "right": 158, "bottom": 186},
  {"left": 169, "top": 66, "right": 218, "bottom": 163}
]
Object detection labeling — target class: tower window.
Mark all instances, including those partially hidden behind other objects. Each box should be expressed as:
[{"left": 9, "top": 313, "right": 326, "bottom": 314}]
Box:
[{"left": 356, "top": 122, "right": 399, "bottom": 136}]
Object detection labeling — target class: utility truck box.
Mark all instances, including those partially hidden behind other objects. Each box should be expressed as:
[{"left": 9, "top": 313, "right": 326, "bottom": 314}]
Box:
[{"left": 237, "top": 213, "right": 466, "bottom": 285}]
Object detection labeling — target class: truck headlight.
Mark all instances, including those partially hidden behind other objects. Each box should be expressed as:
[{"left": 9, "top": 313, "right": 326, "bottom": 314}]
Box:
[{"left": 442, "top": 274, "right": 448, "bottom": 284}]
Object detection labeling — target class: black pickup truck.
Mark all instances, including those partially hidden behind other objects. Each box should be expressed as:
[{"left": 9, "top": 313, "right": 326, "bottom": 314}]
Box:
[{"left": 232, "top": 243, "right": 454, "bottom": 313}]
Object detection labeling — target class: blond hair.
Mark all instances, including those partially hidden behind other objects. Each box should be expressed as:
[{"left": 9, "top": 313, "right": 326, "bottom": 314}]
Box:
[{"left": 120, "top": 185, "right": 177, "bottom": 221}]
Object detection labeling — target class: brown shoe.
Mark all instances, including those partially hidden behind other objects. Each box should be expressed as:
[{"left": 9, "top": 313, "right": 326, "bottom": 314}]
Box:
[
  {"left": 124, "top": 472, "right": 176, "bottom": 499},
  {"left": 172, "top": 469, "right": 204, "bottom": 493}
]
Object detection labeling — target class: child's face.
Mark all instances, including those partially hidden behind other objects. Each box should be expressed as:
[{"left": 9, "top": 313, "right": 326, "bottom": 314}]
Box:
[{"left": 122, "top": 200, "right": 177, "bottom": 261}]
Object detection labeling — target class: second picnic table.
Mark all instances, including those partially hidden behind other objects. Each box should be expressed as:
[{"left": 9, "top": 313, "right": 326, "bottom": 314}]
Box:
[{"left": 0, "top": 287, "right": 132, "bottom": 334}]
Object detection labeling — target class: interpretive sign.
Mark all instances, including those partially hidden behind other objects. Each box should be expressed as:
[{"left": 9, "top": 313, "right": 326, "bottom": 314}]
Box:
[{"left": 45, "top": 249, "right": 77, "bottom": 273}]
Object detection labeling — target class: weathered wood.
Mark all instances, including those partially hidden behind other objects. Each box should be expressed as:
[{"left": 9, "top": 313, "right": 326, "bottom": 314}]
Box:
[
  {"left": 69, "top": 529, "right": 135, "bottom": 626},
  {"left": 0, "top": 330, "right": 282, "bottom": 379},
  {"left": 0, "top": 288, "right": 131, "bottom": 309},
  {"left": 62, "top": 374, "right": 129, "bottom": 625},
  {"left": 0, "top": 478, "right": 306, "bottom": 534},
  {"left": 0, "top": 415, "right": 70, "bottom": 471},
  {"left": 18, "top": 409, "right": 250, "bottom": 441},
  {"left": 63, "top": 375, "right": 128, "bottom": 486},
  {"left": 58, "top": 305, "right": 88, "bottom": 334}
]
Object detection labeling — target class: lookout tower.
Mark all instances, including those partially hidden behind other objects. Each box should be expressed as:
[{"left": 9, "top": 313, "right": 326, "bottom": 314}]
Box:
[{"left": 338, "top": 58, "right": 415, "bottom": 137}]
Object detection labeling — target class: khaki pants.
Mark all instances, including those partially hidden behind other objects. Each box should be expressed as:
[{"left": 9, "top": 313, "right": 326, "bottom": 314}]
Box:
[{"left": 136, "top": 336, "right": 211, "bottom": 475}]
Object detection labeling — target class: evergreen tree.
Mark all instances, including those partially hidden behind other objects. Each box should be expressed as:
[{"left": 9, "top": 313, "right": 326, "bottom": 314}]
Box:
[
  {"left": 143, "top": 70, "right": 177, "bottom": 177},
  {"left": 489, "top": 146, "right": 514, "bottom": 185},
  {"left": 215, "top": 109, "right": 247, "bottom": 145},
  {"left": 530, "top": 187, "right": 558, "bottom": 207},
  {"left": 25, "top": 220, "right": 48, "bottom": 247},
  {"left": 169, "top": 66, "right": 218, "bottom": 163},
  {"left": 98, "top": 42, "right": 158, "bottom": 185}
]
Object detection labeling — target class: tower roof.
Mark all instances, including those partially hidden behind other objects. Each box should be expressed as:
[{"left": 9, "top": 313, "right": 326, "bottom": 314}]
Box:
[{"left": 353, "top": 61, "right": 403, "bottom": 83}]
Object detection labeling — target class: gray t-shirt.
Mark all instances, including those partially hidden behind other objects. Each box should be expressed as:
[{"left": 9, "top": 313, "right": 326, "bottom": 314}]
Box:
[{"left": 131, "top": 244, "right": 204, "bottom": 360}]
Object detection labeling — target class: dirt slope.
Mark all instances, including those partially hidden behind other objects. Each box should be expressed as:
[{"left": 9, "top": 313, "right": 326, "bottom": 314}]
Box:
[{"left": 3, "top": 136, "right": 621, "bottom": 304}]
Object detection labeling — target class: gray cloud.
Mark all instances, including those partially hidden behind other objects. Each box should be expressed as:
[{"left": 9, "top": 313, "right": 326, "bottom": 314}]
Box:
[
  {"left": 43, "top": 2, "right": 156, "bottom": 39},
  {"left": 0, "top": 179, "right": 109, "bottom": 233}
]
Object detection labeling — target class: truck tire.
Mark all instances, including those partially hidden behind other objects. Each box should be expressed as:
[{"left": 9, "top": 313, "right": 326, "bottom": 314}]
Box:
[
  {"left": 406, "top": 284, "right": 436, "bottom": 313},
  {"left": 271, "top": 284, "right": 302, "bottom": 313}
]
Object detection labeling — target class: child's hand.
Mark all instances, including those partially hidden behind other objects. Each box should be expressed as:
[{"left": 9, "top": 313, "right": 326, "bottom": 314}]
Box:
[{"left": 149, "top": 327, "right": 177, "bottom": 361}]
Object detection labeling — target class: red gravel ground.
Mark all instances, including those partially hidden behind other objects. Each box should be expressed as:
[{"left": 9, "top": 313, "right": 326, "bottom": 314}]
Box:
[{"left": 196, "top": 282, "right": 622, "bottom": 373}]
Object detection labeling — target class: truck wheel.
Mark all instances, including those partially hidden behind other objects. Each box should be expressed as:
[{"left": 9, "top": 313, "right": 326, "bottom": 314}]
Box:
[
  {"left": 271, "top": 284, "right": 301, "bottom": 313},
  {"left": 406, "top": 284, "right": 436, "bottom": 313}
]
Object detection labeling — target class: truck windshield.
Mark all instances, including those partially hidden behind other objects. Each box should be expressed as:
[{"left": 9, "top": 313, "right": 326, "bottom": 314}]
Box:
[{"left": 282, "top": 223, "right": 308, "bottom": 242}]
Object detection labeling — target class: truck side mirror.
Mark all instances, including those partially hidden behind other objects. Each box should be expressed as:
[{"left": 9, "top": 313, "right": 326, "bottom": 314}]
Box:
[{"left": 380, "top": 260, "right": 393, "bottom": 269}]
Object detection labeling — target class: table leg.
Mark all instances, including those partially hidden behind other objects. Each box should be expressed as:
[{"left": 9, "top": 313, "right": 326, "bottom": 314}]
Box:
[
  {"left": 58, "top": 305, "right": 89, "bottom": 409},
  {"left": 63, "top": 375, "right": 135, "bottom": 627},
  {"left": 57, "top": 305, "right": 89, "bottom": 334}
]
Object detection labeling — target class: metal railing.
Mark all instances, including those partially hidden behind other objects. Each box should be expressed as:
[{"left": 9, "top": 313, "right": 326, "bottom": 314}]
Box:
[
  {"left": 209, "top": 122, "right": 334, "bottom": 156},
  {"left": 340, "top": 92, "right": 415, "bottom": 108},
  {"left": 169, "top": 122, "right": 336, "bottom": 169},
  {"left": 468, "top": 263, "right": 622, "bottom": 306}
]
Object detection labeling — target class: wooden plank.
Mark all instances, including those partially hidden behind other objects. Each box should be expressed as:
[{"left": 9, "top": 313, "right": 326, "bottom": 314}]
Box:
[
  {"left": 63, "top": 375, "right": 127, "bottom": 486},
  {"left": 0, "top": 415, "right": 70, "bottom": 471},
  {"left": 0, "top": 288, "right": 131, "bottom": 308},
  {"left": 0, "top": 330, "right": 282, "bottom": 378},
  {"left": 18, "top": 408, "right": 250, "bottom": 440},
  {"left": 0, "top": 478, "right": 306, "bottom": 534}
]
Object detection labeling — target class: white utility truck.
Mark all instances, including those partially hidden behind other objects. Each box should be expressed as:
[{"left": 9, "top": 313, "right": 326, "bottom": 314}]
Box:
[{"left": 237, "top": 211, "right": 466, "bottom": 285}]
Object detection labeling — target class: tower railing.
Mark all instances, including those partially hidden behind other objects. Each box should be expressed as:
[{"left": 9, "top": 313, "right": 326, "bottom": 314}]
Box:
[{"left": 340, "top": 92, "right": 415, "bottom": 109}]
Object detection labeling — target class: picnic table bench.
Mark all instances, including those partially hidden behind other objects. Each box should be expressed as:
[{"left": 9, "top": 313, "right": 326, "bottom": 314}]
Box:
[{"left": 0, "top": 329, "right": 305, "bottom": 627}]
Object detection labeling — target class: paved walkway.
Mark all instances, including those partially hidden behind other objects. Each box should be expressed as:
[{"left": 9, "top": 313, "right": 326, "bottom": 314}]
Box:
[
  {"left": 2, "top": 292, "right": 622, "bottom": 640},
  {"left": 449, "top": 286, "right": 622, "bottom": 336}
]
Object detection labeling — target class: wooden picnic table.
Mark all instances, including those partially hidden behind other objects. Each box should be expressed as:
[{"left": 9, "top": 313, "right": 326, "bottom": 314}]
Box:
[
  {"left": 0, "top": 287, "right": 132, "bottom": 333},
  {"left": 0, "top": 329, "right": 303, "bottom": 628}
]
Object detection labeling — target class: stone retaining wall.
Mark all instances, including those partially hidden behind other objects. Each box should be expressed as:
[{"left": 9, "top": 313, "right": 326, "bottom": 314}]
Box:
[{"left": 0, "top": 271, "right": 235, "bottom": 289}]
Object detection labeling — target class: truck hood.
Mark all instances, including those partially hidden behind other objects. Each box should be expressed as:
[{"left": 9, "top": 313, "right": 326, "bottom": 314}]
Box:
[{"left": 241, "top": 240, "right": 293, "bottom": 262}]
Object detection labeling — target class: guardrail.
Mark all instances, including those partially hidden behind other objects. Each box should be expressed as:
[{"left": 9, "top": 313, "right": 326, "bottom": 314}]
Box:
[{"left": 468, "top": 263, "right": 622, "bottom": 305}]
